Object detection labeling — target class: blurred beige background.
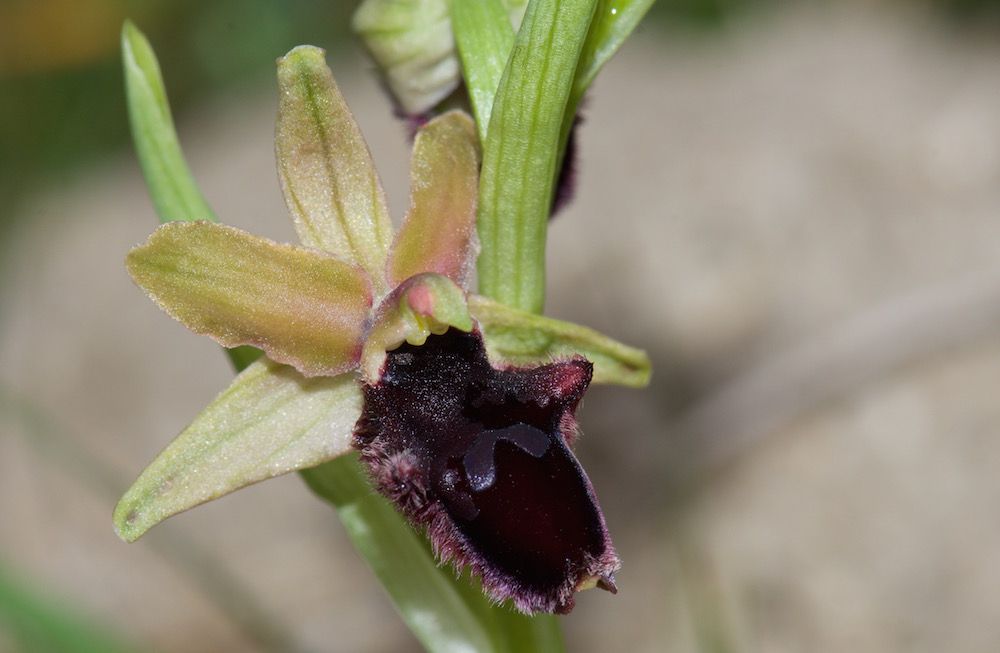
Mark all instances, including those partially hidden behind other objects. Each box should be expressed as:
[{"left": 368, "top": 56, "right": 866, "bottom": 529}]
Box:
[{"left": 4, "top": 2, "right": 1000, "bottom": 651}]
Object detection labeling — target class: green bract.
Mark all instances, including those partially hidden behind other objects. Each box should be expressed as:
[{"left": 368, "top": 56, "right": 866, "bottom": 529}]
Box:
[
  {"left": 116, "top": 43, "right": 648, "bottom": 546},
  {"left": 353, "top": 0, "right": 528, "bottom": 115}
]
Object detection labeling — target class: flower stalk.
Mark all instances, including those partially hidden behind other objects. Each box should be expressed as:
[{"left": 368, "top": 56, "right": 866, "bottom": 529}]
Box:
[{"left": 120, "top": 0, "right": 654, "bottom": 647}]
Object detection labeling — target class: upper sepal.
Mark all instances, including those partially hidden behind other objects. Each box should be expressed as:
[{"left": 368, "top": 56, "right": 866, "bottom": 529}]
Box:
[
  {"left": 114, "top": 360, "right": 362, "bottom": 542},
  {"left": 127, "top": 221, "right": 371, "bottom": 377},
  {"left": 469, "top": 295, "right": 651, "bottom": 387},
  {"left": 276, "top": 45, "right": 393, "bottom": 288},
  {"left": 388, "top": 111, "right": 481, "bottom": 289}
]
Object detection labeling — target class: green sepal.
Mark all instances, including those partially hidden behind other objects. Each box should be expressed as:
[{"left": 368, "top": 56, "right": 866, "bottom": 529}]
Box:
[
  {"left": 114, "top": 360, "right": 362, "bottom": 542},
  {"left": 361, "top": 273, "right": 474, "bottom": 382},
  {"left": 276, "top": 45, "right": 393, "bottom": 289},
  {"left": 127, "top": 221, "right": 372, "bottom": 378},
  {"left": 470, "top": 295, "right": 650, "bottom": 387}
]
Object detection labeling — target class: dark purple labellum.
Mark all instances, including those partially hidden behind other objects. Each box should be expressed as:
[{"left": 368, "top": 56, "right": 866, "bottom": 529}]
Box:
[{"left": 354, "top": 329, "right": 620, "bottom": 614}]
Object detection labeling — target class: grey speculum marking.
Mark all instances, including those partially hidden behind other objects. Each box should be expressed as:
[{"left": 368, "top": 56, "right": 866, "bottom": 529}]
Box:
[{"left": 463, "top": 422, "right": 551, "bottom": 493}]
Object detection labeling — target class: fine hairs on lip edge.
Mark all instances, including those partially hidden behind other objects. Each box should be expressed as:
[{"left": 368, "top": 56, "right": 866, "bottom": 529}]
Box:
[{"left": 354, "top": 328, "right": 620, "bottom": 614}]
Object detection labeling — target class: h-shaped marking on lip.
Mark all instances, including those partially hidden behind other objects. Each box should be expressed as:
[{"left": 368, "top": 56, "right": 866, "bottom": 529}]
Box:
[{"left": 462, "top": 423, "right": 552, "bottom": 493}]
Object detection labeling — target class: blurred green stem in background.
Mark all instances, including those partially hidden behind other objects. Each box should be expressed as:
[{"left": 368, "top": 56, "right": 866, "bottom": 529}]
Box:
[
  {"left": 0, "top": 385, "right": 309, "bottom": 653},
  {"left": 0, "top": 563, "right": 137, "bottom": 653}
]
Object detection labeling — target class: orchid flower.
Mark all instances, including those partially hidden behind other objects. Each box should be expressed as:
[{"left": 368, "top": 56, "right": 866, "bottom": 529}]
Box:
[{"left": 114, "top": 45, "right": 649, "bottom": 614}]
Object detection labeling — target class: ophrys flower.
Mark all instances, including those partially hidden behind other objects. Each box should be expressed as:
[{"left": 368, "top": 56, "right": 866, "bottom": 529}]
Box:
[{"left": 116, "top": 45, "right": 649, "bottom": 613}]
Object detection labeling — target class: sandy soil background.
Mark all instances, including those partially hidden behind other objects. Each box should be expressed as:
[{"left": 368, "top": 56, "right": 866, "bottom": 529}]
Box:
[{"left": 3, "top": 3, "right": 1000, "bottom": 651}]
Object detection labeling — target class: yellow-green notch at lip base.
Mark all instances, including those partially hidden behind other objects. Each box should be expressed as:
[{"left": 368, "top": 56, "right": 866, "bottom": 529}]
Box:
[
  {"left": 361, "top": 273, "right": 475, "bottom": 383},
  {"left": 126, "top": 221, "right": 373, "bottom": 378}
]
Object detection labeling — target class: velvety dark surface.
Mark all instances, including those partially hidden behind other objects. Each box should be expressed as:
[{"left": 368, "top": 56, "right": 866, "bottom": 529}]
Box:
[{"left": 356, "top": 329, "right": 616, "bottom": 612}]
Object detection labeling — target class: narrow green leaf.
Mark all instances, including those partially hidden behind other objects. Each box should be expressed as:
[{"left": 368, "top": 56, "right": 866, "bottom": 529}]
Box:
[
  {"left": 449, "top": 0, "right": 515, "bottom": 143},
  {"left": 114, "top": 359, "right": 362, "bottom": 542},
  {"left": 556, "top": 0, "right": 655, "bottom": 173},
  {"left": 573, "top": 0, "right": 656, "bottom": 103},
  {"left": 0, "top": 566, "right": 138, "bottom": 653},
  {"left": 471, "top": 295, "right": 651, "bottom": 387},
  {"left": 127, "top": 221, "right": 372, "bottom": 377},
  {"left": 276, "top": 46, "right": 393, "bottom": 288},
  {"left": 388, "top": 111, "right": 481, "bottom": 289},
  {"left": 121, "top": 21, "right": 215, "bottom": 223},
  {"left": 476, "top": 0, "right": 599, "bottom": 313}
]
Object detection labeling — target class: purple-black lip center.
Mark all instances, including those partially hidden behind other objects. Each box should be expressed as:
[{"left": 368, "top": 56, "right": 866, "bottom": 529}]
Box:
[{"left": 357, "top": 329, "right": 612, "bottom": 607}]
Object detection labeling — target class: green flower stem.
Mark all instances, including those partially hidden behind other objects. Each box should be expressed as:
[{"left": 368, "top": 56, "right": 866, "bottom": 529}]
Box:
[
  {"left": 574, "top": 0, "right": 656, "bottom": 105},
  {"left": 300, "top": 456, "right": 499, "bottom": 653},
  {"left": 476, "top": 0, "right": 600, "bottom": 314},
  {"left": 0, "top": 565, "right": 138, "bottom": 653},
  {"left": 300, "top": 456, "right": 560, "bottom": 653}
]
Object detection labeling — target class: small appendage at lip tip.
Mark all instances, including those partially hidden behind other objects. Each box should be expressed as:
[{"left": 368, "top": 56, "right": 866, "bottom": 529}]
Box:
[
  {"left": 576, "top": 572, "right": 618, "bottom": 594},
  {"left": 597, "top": 574, "right": 618, "bottom": 594}
]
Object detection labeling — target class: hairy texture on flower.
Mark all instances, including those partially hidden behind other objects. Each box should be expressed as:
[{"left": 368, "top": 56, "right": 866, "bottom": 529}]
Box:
[{"left": 355, "top": 329, "right": 620, "bottom": 614}]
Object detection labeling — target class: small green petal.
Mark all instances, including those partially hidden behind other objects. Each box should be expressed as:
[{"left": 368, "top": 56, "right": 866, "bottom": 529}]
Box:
[
  {"left": 361, "top": 273, "right": 473, "bottom": 382},
  {"left": 469, "top": 295, "right": 651, "bottom": 387},
  {"left": 276, "top": 45, "right": 393, "bottom": 288},
  {"left": 388, "top": 111, "right": 481, "bottom": 289},
  {"left": 114, "top": 360, "right": 362, "bottom": 542},
  {"left": 127, "top": 221, "right": 371, "bottom": 377}
]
